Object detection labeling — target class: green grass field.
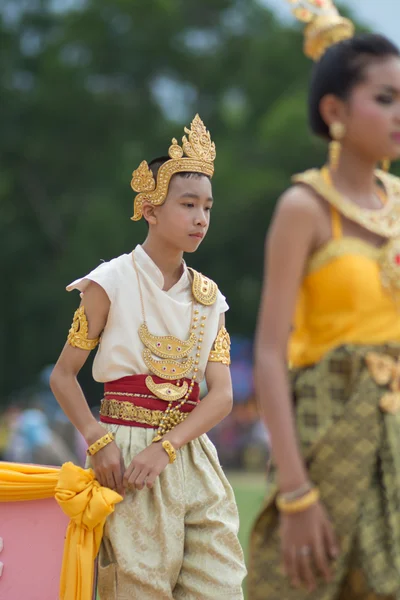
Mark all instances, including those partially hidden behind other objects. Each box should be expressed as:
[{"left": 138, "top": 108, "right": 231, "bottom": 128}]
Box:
[
  {"left": 228, "top": 471, "right": 266, "bottom": 598},
  {"left": 96, "top": 471, "right": 266, "bottom": 599}
]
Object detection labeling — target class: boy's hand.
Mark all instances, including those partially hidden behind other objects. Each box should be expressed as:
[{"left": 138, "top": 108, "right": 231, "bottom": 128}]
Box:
[
  {"left": 123, "top": 443, "right": 170, "bottom": 490},
  {"left": 90, "top": 441, "right": 125, "bottom": 496}
]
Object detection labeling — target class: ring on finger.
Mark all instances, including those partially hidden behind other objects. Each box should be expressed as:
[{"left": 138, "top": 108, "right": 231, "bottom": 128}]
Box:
[{"left": 298, "top": 546, "right": 311, "bottom": 556}]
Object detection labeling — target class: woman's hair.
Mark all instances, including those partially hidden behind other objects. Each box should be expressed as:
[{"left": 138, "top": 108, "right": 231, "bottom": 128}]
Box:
[
  {"left": 148, "top": 156, "right": 210, "bottom": 180},
  {"left": 309, "top": 33, "right": 400, "bottom": 139}
]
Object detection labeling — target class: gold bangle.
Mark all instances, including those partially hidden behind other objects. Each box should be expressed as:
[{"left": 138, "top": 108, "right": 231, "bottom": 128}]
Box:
[
  {"left": 86, "top": 432, "right": 115, "bottom": 456},
  {"left": 276, "top": 488, "right": 320, "bottom": 514},
  {"left": 161, "top": 440, "right": 177, "bottom": 464},
  {"left": 280, "top": 482, "right": 313, "bottom": 503}
]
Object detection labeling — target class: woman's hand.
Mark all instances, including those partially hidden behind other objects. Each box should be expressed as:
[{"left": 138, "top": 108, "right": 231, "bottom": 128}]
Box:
[
  {"left": 280, "top": 501, "right": 339, "bottom": 592},
  {"left": 123, "top": 443, "right": 170, "bottom": 491}
]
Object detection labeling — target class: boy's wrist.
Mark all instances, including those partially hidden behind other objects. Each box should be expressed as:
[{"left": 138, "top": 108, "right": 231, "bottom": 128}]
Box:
[{"left": 82, "top": 421, "right": 106, "bottom": 446}]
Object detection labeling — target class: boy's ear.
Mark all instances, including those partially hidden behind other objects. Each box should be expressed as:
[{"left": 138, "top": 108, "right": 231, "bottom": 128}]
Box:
[{"left": 142, "top": 202, "right": 157, "bottom": 225}]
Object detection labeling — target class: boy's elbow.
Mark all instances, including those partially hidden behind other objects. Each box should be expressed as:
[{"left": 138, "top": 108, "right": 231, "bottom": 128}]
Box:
[{"left": 222, "top": 387, "right": 233, "bottom": 418}]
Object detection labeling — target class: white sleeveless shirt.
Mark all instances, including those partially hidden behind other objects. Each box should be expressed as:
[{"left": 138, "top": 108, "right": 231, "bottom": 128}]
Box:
[{"left": 66, "top": 245, "right": 228, "bottom": 383}]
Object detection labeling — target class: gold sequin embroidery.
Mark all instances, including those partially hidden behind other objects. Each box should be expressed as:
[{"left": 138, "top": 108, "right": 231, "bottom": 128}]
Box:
[
  {"left": 100, "top": 398, "right": 189, "bottom": 427},
  {"left": 67, "top": 306, "right": 99, "bottom": 351},
  {"left": 366, "top": 352, "right": 400, "bottom": 414},
  {"left": 188, "top": 268, "right": 218, "bottom": 306},
  {"left": 209, "top": 326, "right": 231, "bottom": 366}
]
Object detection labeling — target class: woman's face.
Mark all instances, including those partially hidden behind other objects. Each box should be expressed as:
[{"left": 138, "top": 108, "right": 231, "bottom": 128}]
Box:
[{"left": 344, "top": 56, "right": 400, "bottom": 162}]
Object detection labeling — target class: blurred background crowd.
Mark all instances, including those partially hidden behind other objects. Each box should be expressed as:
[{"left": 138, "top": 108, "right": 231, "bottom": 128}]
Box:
[{"left": 1, "top": 0, "right": 397, "bottom": 472}]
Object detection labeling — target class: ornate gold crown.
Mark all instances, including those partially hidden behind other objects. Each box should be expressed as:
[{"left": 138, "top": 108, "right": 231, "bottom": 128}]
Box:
[
  {"left": 287, "top": 0, "right": 355, "bottom": 61},
  {"left": 130, "top": 114, "right": 216, "bottom": 221}
]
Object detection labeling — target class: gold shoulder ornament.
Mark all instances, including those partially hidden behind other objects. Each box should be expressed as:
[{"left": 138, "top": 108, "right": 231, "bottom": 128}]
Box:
[
  {"left": 130, "top": 114, "right": 216, "bottom": 221},
  {"left": 293, "top": 168, "right": 400, "bottom": 239},
  {"left": 188, "top": 267, "right": 218, "bottom": 306},
  {"left": 67, "top": 306, "right": 100, "bottom": 351},
  {"left": 286, "top": 0, "right": 355, "bottom": 61},
  {"left": 209, "top": 326, "right": 231, "bottom": 366}
]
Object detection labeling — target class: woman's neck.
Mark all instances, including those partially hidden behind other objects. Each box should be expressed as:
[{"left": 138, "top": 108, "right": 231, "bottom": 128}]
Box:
[
  {"left": 141, "top": 237, "right": 184, "bottom": 291},
  {"left": 329, "top": 146, "right": 382, "bottom": 208}
]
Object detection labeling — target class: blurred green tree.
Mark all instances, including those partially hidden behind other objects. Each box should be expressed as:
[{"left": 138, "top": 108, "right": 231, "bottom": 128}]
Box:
[{"left": 0, "top": 0, "right": 359, "bottom": 403}]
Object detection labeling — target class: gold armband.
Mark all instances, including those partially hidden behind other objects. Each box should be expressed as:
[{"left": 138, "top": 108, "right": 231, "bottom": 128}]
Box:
[
  {"left": 67, "top": 306, "right": 100, "bottom": 351},
  {"left": 208, "top": 326, "right": 231, "bottom": 366},
  {"left": 276, "top": 488, "right": 320, "bottom": 514},
  {"left": 86, "top": 432, "right": 115, "bottom": 456},
  {"left": 161, "top": 440, "right": 177, "bottom": 464}
]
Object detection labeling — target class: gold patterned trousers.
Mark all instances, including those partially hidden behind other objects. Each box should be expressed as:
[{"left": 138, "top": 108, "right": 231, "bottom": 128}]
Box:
[
  {"left": 95, "top": 425, "right": 246, "bottom": 600},
  {"left": 248, "top": 344, "right": 400, "bottom": 600}
]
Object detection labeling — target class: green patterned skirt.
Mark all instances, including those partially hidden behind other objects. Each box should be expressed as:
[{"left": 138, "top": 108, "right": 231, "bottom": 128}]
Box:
[{"left": 249, "top": 344, "right": 400, "bottom": 600}]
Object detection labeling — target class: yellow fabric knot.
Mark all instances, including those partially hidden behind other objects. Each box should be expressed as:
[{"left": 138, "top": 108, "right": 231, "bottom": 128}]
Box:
[
  {"left": 55, "top": 462, "right": 122, "bottom": 600},
  {"left": 0, "top": 461, "right": 123, "bottom": 600}
]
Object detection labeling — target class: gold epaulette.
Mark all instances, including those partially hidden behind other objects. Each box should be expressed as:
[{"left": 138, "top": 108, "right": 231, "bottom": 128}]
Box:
[
  {"left": 209, "top": 326, "right": 231, "bottom": 366},
  {"left": 67, "top": 306, "right": 100, "bottom": 351},
  {"left": 188, "top": 268, "right": 218, "bottom": 306}
]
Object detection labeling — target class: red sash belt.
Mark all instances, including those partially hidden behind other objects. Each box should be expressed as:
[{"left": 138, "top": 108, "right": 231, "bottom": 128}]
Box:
[{"left": 100, "top": 374, "right": 200, "bottom": 428}]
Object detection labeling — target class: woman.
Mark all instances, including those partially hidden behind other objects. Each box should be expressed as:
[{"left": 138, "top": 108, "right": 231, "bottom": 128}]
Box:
[{"left": 249, "top": 2, "right": 400, "bottom": 599}]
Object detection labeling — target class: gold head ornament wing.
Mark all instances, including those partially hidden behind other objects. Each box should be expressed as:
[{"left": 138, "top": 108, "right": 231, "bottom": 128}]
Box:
[
  {"left": 286, "top": 0, "right": 355, "bottom": 61},
  {"left": 130, "top": 114, "right": 216, "bottom": 221}
]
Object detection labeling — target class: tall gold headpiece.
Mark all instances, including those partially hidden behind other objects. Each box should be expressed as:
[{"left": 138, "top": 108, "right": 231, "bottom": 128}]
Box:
[
  {"left": 286, "top": 0, "right": 355, "bottom": 61},
  {"left": 130, "top": 114, "right": 216, "bottom": 221}
]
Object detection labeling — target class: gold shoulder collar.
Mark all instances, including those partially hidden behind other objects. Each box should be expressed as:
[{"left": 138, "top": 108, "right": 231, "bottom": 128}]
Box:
[
  {"left": 292, "top": 169, "right": 400, "bottom": 239},
  {"left": 188, "top": 268, "right": 218, "bottom": 306}
]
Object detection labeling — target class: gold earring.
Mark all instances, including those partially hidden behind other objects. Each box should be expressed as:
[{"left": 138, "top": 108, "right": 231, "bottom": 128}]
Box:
[
  {"left": 381, "top": 158, "right": 391, "bottom": 172},
  {"left": 329, "top": 122, "right": 346, "bottom": 171}
]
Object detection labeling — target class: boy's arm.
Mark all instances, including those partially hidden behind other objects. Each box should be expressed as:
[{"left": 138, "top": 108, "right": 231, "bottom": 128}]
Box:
[
  {"left": 163, "top": 313, "right": 232, "bottom": 449},
  {"left": 50, "top": 281, "right": 124, "bottom": 494},
  {"left": 122, "top": 313, "right": 233, "bottom": 491}
]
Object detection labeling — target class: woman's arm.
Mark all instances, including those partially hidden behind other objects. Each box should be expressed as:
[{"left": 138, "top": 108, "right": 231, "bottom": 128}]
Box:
[
  {"left": 255, "top": 186, "right": 319, "bottom": 491},
  {"left": 255, "top": 186, "right": 338, "bottom": 590}
]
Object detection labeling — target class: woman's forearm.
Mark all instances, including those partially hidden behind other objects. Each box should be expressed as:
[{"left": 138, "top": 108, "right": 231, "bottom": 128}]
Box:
[{"left": 255, "top": 349, "right": 309, "bottom": 492}]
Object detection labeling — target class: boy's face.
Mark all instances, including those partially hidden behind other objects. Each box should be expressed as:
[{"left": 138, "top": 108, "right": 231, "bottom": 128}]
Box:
[{"left": 150, "top": 174, "right": 213, "bottom": 253}]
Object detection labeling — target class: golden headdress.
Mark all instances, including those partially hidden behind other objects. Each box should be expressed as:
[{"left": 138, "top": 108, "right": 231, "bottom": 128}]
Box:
[
  {"left": 286, "top": 0, "right": 355, "bottom": 61},
  {"left": 130, "top": 114, "right": 216, "bottom": 221}
]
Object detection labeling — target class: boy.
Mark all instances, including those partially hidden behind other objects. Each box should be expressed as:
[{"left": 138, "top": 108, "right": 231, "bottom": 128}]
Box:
[{"left": 50, "top": 115, "right": 246, "bottom": 599}]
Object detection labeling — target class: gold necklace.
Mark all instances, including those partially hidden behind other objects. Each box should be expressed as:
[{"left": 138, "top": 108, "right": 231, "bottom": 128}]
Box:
[
  {"left": 292, "top": 167, "right": 400, "bottom": 238},
  {"left": 319, "top": 169, "right": 400, "bottom": 298},
  {"left": 132, "top": 250, "right": 207, "bottom": 440}
]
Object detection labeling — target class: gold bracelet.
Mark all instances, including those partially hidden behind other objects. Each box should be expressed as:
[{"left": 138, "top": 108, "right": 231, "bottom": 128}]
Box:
[
  {"left": 276, "top": 488, "right": 320, "bottom": 514},
  {"left": 161, "top": 440, "right": 177, "bottom": 464},
  {"left": 86, "top": 432, "right": 115, "bottom": 456},
  {"left": 280, "top": 482, "right": 313, "bottom": 503}
]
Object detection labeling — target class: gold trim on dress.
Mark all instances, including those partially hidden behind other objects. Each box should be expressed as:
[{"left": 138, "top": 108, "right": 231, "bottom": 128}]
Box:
[
  {"left": 188, "top": 268, "right": 218, "bottom": 306},
  {"left": 306, "top": 238, "right": 382, "bottom": 275},
  {"left": 292, "top": 168, "right": 400, "bottom": 238},
  {"left": 366, "top": 352, "right": 400, "bottom": 414},
  {"left": 143, "top": 349, "right": 194, "bottom": 380},
  {"left": 100, "top": 398, "right": 189, "bottom": 427},
  {"left": 138, "top": 323, "right": 196, "bottom": 359},
  {"left": 67, "top": 306, "right": 100, "bottom": 351},
  {"left": 209, "top": 326, "right": 231, "bottom": 366}
]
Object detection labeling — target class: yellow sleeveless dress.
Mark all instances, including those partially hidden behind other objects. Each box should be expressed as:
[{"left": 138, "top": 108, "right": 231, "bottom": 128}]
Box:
[{"left": 249, "top": 168, "right": 400, "bottom": 600}]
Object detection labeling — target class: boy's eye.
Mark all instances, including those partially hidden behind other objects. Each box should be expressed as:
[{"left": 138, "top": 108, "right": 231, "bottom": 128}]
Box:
[
  {"left": 184, "top": 203, "right": 194, "bottom": 208},
  {"left": 376, "top": 94, "right": 394, "bottom": 105},
  {"left": 205, "top": 206, "right": 212, "bottom": 212}
]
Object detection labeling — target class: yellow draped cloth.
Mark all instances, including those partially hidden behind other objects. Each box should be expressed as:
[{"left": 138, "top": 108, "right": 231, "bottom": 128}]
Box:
[{"left": 0, "top": 461, "right": 123, "bottom": 600}]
